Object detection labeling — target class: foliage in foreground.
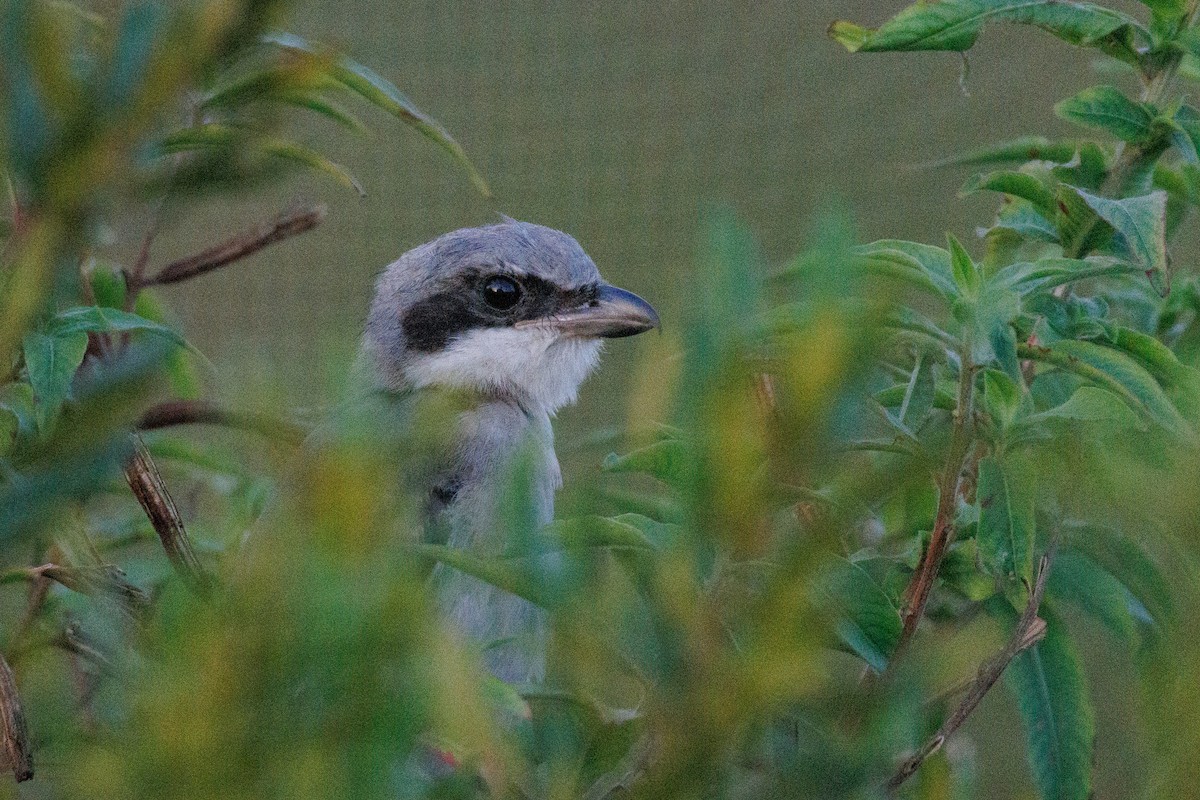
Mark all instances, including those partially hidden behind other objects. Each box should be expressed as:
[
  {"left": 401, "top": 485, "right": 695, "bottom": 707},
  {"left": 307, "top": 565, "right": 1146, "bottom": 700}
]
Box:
[{"left": 2, "top": 1, "right": 1200, "bottom": 799}]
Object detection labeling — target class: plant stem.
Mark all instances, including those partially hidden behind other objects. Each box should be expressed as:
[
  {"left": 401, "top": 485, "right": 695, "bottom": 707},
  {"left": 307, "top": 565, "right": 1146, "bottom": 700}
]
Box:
[
  {"left": 137, "top": 399, "right": 306, "bottom": 445},
  {"left": 0, "top": 651, "right": 32, "bottom": 782},
  {"left": 888, "top": 351, "right": 975, "bottom": 672},
  {"left": 123, "top": 436, "right": 213, "bottom": 595},
  {"left": 886, "top": 541, "right": 1059, "bottom": 794},
  {"left": 135, "top": 203, "right": 325, "bottom": 288}
]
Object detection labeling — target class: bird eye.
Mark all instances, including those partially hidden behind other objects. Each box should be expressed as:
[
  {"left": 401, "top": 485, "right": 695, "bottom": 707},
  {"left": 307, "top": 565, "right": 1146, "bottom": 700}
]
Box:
[{"left": 483, "top": 276, "right": 522, "bottom": 310}]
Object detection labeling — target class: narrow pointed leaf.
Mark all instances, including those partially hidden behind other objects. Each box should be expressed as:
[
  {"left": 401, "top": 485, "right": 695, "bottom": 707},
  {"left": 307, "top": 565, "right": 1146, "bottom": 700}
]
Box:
[
  {"left": 1003, "top": 608, "right": 1095, "bottom": 800},
  {"left": 977, "top": 456, "right": 1034, "bottom": 586},
  {"left": 262, "top": 31, "right": 490, "bottom": 196},
  {"left": 22, "top": 330, "right": 88, "bottom": 428},
  {"left": 820, "top": 558, "right": 902, "bottom": 671},
  {"left": 921, "top": 136, "right": 1084, "bottom": 169},
  {"left": 1071, "top": 187, "right": 1168, "bottom": 292},
  {"left": 853, "top": 240, "right": 958, "bottom": 300},
  {"left": 947, "top": 233, "right": 980, "bottom": 296},
  {"left": 1055, "top": 86, "right": 1155, "bottom": 143},
  {"left": 962, "top": 170, "right": 1058, "bottom": 216},
  {"left": 830, "top": 2, "right": 1146, "bottom": 59}
]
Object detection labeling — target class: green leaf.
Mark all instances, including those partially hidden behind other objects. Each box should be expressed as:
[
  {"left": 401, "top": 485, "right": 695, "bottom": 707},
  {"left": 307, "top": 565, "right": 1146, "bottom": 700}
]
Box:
[
  {"left": 962, "top": 170, "right": 1058, "bottom": 216},
  {"left": 405, "top": 543, "right": 548, "bottom": 607},
  {"left": 160, "top": 124, "right": 364, "bottom": 197},
  {"left": 983, "top": 368, "right": 1023, "bottom": 430},
  {"left": 48, "top": 306, "right": 185, "bottom": 343},
  {"left": 1028, "top": 385, "right": 1142, "bottom": 427},
  {"left": 1004, "top": 608, "right": 1095, "bottom": 800},
  {"left": 262, "top": 32, "right": 490, "bottom": 197},
  {"left": 22, "top": 330, "right": 89, "bottom": 429},
  {"left": 976, "top": 456, "right": 1034, "bottom": 587},
  {"left": 853, "top": 240, "right": 958, "bottom": 300},
  {"left": 276, "top": 91, "right": 367, "bottom": 132},
  {"left": 602, "top": 439, "right": 691, "bottom": 490},
  {"left": 548, "top": 515, "right": 656, "bottom": 551},
  {"left": 921, "top": 136, "right": 1084, "bottom": 169},
  {"left": 897, "top": 354, "right": 936, "bottom": 428},
  {"left": 994, "top": 257, "right": 1138, "bottom": 295},
  {"left": 992, "top": 201, "right": 1061, "bottom": 243},
  {"left": 1137, "top": 0, "right": 1187, "bottom": 17},
  {"left": 820, "top": 557, "right": 902, "bottom": 672},
  {"left": 1071, "top": 187, "right": 1169, "bottom": 294},
  {"left": 1063, "top": 522, "right": 1174, "bottom": 625},
  {"left": 1048, "top": 550, "right": 1137, "bottom": 644},
  {"left": 1055, "top": 86, "right": 1155, "bottom": 143},
  {"left": 1021, "top": 339, "right": 1191, "bottom": 437},
  {"left": 830, "top": 2, "right": 1146, "bottom": 58},
  {"left": 107, "top": 3, "right": 167, "bottom": 108},
  {"left": 947, "top": 233, "right": 980, "bottom": 297}
]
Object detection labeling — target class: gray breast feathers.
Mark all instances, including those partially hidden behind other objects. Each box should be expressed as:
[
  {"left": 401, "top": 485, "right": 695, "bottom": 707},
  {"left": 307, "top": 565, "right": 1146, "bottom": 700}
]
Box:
[{"left": 426, "top": 400, "right": 560, "bottom": 684}]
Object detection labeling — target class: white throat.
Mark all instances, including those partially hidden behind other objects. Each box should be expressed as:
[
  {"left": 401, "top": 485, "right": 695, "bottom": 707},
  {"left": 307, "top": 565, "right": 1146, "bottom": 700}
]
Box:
[{"left": 404, "top": 327, "right": 603, "bottom": 414}]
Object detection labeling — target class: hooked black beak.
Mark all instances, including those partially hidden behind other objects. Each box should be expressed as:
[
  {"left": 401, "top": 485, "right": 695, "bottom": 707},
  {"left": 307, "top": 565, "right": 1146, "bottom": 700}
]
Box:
[{"left": 518, "top": 284, "right": 660, "bottom": 339}]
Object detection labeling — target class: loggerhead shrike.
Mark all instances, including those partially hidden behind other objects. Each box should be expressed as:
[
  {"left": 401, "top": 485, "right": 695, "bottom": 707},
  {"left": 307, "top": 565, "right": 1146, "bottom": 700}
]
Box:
[{"left": 360, "top": 219, "right": 659, "bottom": 683}]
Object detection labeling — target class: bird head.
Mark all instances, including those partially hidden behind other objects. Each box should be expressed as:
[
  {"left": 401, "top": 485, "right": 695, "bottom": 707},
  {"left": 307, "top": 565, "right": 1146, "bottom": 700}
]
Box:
[{"left": 364, "top": 219, "right": 659, "bottom": 414}]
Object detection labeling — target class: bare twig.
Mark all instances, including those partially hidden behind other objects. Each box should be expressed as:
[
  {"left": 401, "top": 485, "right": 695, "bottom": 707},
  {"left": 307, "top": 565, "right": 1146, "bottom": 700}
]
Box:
[
  {"left": 0, "top": 652, "right": 32, "bottom": 782},
  {"left": 123, "top": 435, "right": 213, "bottom": 595},
  {"left": 136, "top": 203, "right": 326, "bottom": 288},
  {"left": 886, "top": 543, "right": 1059, "bottom": 794},
  {"left": 887, "top": 357, "right": 976, "bottom": 674},
  {"left": 137, "top": 399, "right": 306, "bottom": 445}
]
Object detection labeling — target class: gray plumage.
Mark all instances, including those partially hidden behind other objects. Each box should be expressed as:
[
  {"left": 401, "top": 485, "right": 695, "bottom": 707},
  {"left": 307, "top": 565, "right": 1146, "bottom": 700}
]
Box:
[{"left": 359, "top": 219, "right": 658, "bottom": 683}]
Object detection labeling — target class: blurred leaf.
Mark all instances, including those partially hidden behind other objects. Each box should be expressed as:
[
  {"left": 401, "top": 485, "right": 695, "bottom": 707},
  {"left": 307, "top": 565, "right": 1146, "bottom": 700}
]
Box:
[
  {"left": 1055, "top": 86, "right": 1156, "bottom": 143},
  {"left": 602, "top": 438, "right": 691, "bottom": 491},
  {"left": 49, "top": 305, "right": 184, "bottom": 343},
  {"left": 1047, "top": 550, "right": 1137, "bottom": 644},
  {"left": 107, "top": 3, "right": 168, "bottom": 109},
  {"left": 1012, "top": 386, "right": 1144, "bottom": 446},
  {"left": 549, "top": 515, "right": 656, "bottom": 551},
  {"left": 160, "top": 124, "right": 364, "bottom": 196},
  {"left": 262, "top": 31, "right": 491, "bottom": 196},
  {"left": 22, "top": 328, "right": 88, "bottom": 428},
  {"left": 408, "top": 543, "right": 548, "bottom": 608},
  {"left": 276, "top": 90, "right": 367, "bottom": 132},
  {"left": 820, "top": 557, "right": 902, "bottom": 672},
  {"left": 977, "top": 456, "right": 1034, "bottom": 588},
  {"left": 1063, "top": 522, "right": 1175, "bottom": 625},
  {"left": 1003, "top": 608, "right": 1095, "bottom": 800}
]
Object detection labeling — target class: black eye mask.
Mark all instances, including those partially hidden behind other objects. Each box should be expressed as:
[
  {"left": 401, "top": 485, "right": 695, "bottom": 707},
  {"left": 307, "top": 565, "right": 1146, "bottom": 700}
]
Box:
[{"left": 402, "top": 268, "right": 599, "bottom": 353}]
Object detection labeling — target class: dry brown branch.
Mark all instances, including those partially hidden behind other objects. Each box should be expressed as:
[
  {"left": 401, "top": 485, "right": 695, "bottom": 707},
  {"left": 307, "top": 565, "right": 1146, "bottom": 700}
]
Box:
[
  {"left": 886, "top": 543, "right": 1058, "bottom": 794},
  {"left": 0, "top": 652, "right": 32, "bottom": 782},
  {"left": 138, "top": 399, "right": 306, "bottom": 445},
  {"left": 136, "top": 203, "right": 326, "bottom": 288},
  {"left": 123, "top": 436, "right": 213, "bottom": 595}
]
